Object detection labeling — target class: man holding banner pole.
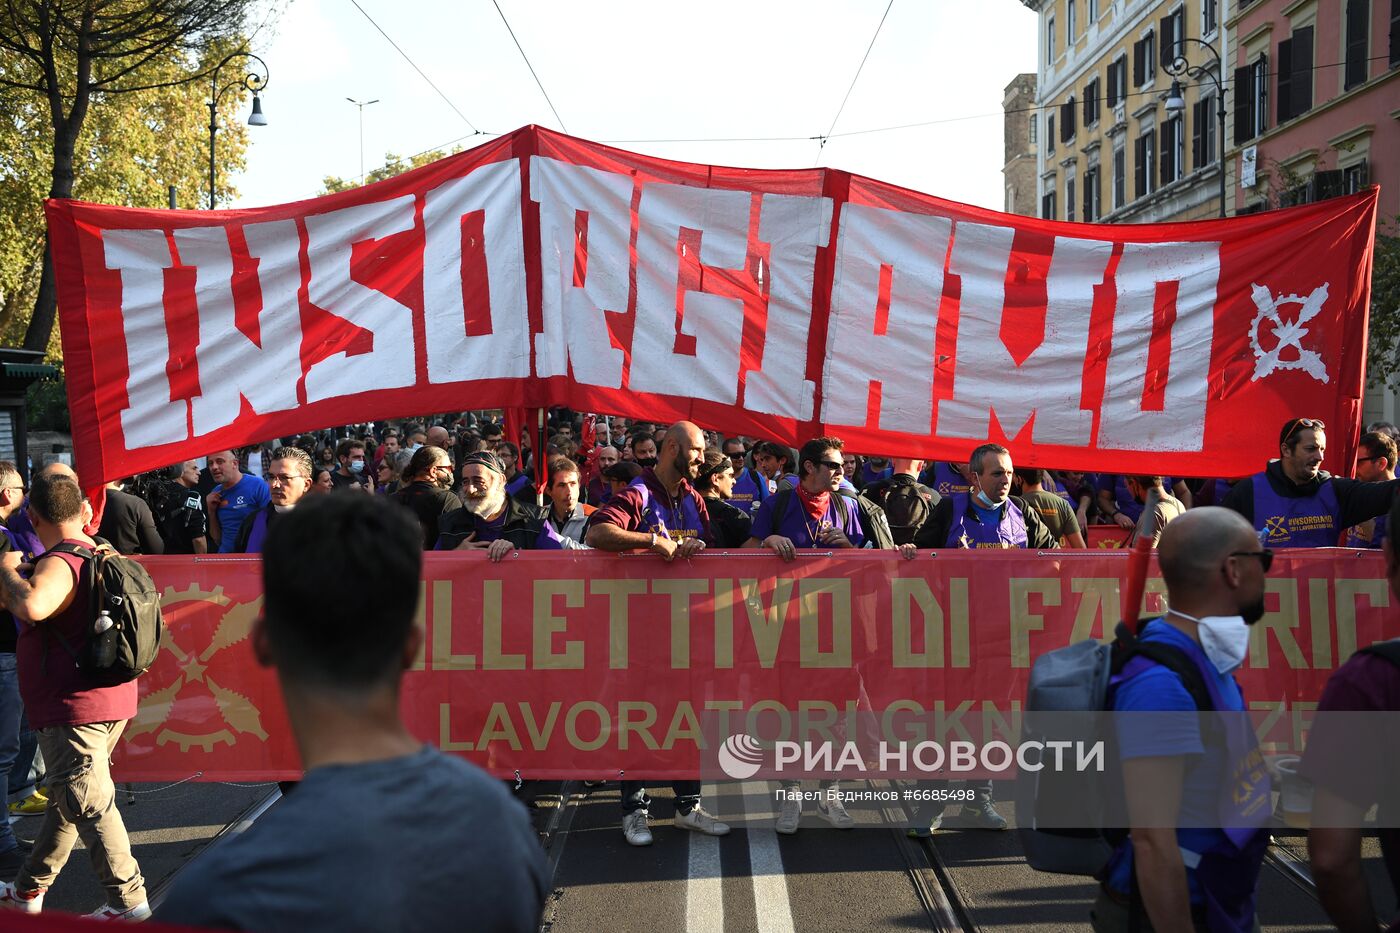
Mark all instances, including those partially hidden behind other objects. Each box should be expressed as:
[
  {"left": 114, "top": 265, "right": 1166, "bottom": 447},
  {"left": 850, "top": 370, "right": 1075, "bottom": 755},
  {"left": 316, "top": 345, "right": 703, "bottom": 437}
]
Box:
[
  {"left": 585, "top": 422, "right": 728, "bottom": 847},
  {"left": 1221, "top": 418, "right": 1400, "bottom": 548}
]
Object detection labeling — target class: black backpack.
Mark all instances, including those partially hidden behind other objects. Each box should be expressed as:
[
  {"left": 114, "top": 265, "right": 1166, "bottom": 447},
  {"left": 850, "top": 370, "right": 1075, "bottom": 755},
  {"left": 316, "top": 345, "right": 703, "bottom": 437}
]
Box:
[
  {"left": 1017, "top": 621, "right": 1213, "bottom": 876},
  {"left": 46, "top": 543, "right": 164, "bottom": 686},
  {"left": 870, "top": 478, "right": 933, "bottom": 545}
]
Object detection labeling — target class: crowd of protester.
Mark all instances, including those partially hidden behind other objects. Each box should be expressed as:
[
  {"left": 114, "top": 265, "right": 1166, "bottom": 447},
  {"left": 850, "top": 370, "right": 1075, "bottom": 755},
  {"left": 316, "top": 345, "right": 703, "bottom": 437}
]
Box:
[{"left": 0, "top": 411, "right": 1392, "bottom": 928}]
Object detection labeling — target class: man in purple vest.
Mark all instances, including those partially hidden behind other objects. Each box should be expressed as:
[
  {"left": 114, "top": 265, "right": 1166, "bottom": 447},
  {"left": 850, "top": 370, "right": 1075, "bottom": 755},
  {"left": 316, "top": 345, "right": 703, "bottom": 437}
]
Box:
[
  {"left": 1343, "top": 430, "right": 1395, "bottom": 549},
  {"left": 743, "top": 435, "right": 865, "bottom": 833},
  {"left": 1093, "top": 507, "right": 1273, "bottom": 932},
  {"left": 234, "top": 448, "right": 314, "bottom": 554},
  {"left": 586, "top": 422, "right": 727, "bottom": 847},
  {"left": 926, "top": 444, "right": 1059, "bottom": 552},
  {"left": 1221, "top": 417, "right": 1400, "bottom": 548}
]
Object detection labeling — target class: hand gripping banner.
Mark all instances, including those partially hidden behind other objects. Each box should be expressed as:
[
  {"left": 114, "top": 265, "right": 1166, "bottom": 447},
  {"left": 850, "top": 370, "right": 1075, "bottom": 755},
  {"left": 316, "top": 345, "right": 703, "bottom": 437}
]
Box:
[
  {"left": 118, "top": 550, "right": 1395, "bottom": 781},
  {"left": 47, "top": 126, "right": 1378, "bottom": 485}
]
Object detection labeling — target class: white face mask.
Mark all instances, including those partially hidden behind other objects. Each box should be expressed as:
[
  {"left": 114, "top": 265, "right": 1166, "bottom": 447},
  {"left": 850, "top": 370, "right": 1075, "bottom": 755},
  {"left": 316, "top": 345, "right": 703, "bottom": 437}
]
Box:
[
  {"left": 1171, "top": 610, "right": 1249, "bottom": 674},
  {"left": 975, "top": 489, "right": 1004, "bottom": 508}
]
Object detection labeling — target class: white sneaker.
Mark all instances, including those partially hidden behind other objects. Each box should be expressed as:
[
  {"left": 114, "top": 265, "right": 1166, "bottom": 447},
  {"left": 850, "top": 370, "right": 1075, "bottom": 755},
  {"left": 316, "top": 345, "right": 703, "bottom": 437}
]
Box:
[
  {"left": 818, "top": 796, "right": 855, "bottom": 829},
  {"left": 88, "top": 896, "right": 153, "bottom": 918},
  {"left": 622, "top": 810, "right": 653, "bottom": 846},
  {"left": 0, "top": 880, "right": 43, "bottom": 913},
  {"left": 776, "top": 796, "right": 802, "bottom": 835},
  {"left": 674, "top": 806, "right": 730, "bottom": 836},
  {"left": 88, "top": 900, "right": 151, "bottom": 921}
]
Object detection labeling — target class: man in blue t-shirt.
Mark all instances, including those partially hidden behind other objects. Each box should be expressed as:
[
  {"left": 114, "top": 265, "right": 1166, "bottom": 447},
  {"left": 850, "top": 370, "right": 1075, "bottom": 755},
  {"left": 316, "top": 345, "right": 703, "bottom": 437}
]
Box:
[
  {"left": 1094, "top": 507, "right": 1273, "bottom": 933},
  {"left": 205, "top": 450, "right": 270, "bottom": 554}
]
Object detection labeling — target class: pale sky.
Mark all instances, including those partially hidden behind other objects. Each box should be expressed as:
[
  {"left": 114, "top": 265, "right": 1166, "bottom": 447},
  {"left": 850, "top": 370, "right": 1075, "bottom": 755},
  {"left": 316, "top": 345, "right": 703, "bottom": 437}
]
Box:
[{"left": 232, "top": 0, "right": 1038, "bottom": 211}]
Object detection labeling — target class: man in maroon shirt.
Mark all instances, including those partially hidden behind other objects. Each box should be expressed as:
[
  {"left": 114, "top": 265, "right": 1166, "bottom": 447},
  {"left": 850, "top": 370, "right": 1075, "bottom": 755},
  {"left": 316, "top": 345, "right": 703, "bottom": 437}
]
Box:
[
  {"left": 0, "top": 472, "right": 148, "bottom": 919},
  {"left": 1304, "top": 490, "right": 1400, "bottom": 932},
  {"left": 586, "top": 421, "right": 726, "bottom": 846}
]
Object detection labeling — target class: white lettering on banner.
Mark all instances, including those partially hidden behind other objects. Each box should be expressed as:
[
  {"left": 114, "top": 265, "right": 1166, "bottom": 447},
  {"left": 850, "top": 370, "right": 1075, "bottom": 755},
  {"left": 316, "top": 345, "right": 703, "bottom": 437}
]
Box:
[
  {"left": 530, "top": 157, "right": 631, "bottom": 388},
  {"left": 630, "top": 184, "right": 749, "bottom": 403},
  {"left": 303, "top": 196, "right": 417, "bottom": 401},
  {"left": 104, "top": 230, "right": 185, "bottom": 449},
  {"left": 744, "top": 194, "right": 831, "bottom": 421},
  {"left": 821, "top": 202, "right": 950, "bottom": 434},
  {"left": 423, "top": 160, "right": 530, "bottom": 383},
  {"left": 1098, "top": 242, "right": 1219, "bottom": 451},
  {"left": 938, "top": 230, "right": 1110, "bottom": 446},
  {"left": 176, "top": 224, "right": 302, "bottom": 437}
]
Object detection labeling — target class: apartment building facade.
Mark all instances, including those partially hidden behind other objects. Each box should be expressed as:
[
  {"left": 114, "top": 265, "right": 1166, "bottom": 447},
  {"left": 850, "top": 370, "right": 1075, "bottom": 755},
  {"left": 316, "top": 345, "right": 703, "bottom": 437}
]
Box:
[{"left": 1024, "top": 0, "right": 1231, "bottom": 223}]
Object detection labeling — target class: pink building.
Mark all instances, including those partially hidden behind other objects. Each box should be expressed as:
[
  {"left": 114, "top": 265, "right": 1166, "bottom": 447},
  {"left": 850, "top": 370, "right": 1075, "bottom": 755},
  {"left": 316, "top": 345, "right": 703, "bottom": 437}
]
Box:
[{"left": 1228, "top": 0, "right": 1398, "bottom": 216}]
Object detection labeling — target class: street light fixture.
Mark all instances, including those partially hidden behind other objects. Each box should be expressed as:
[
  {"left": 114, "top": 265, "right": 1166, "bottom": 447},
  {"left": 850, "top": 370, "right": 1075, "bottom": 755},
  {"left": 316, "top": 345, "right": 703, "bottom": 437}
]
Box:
[
  {"left": 207, "top": 51, "right": 270, "bottom": 210},
  {"left": 346, "top": 97, "right": 380, "bottom": 184},
  {"left": 1163, "top": 38, "right": 1227, "bottom": 218}
]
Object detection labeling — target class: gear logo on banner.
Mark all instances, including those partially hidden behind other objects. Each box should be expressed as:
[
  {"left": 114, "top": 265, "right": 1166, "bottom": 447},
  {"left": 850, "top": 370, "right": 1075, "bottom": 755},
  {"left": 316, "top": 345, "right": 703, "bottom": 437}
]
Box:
[
  {"left": 1264, "top": 516, "right": 1289, "bottom": 541},
  {"left": 127, "top": 586, "right": 268, "bottom": 753},
  {"left": 1249, "top": 283, "right": 1331, "bottom": 384}
]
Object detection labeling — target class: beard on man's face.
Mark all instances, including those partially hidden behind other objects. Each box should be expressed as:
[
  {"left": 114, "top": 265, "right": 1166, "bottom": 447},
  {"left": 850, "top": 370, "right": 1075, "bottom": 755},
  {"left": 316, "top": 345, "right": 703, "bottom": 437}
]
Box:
[
  {"left": 1241, "top": 596, "right": 1267, "bottom": 626},
  {"left": 463, "top": 486, "right": 506, "bottom": 518}
]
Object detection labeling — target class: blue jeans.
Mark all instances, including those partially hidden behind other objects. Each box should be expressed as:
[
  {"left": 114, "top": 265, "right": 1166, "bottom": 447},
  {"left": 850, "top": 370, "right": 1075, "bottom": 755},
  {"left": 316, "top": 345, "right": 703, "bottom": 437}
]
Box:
[
  {"left": 10, "top": 713, "right": 40, "bottom": 797},
  {"left": 0, "top": 654, "right": 23, "bottom": 852},
  {"left": 620, "top": 781, "right": 700, "bottom": 816}
]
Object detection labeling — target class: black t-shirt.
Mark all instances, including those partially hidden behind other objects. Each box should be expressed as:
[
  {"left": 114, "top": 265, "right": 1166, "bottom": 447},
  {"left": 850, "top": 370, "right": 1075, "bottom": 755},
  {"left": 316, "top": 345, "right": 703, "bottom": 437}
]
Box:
[
  {"left": 393, "top": 482, "right": 463, "bottom": 550},
  {"left": 703, "top": 496, "right": 752, "bottom": 548}
]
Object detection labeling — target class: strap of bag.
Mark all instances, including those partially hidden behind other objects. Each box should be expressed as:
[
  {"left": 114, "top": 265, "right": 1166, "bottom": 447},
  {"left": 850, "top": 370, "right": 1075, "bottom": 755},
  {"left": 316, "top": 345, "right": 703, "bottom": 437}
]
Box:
[{"left": 38, "top": 542, "right": 104, "bottom": 669}]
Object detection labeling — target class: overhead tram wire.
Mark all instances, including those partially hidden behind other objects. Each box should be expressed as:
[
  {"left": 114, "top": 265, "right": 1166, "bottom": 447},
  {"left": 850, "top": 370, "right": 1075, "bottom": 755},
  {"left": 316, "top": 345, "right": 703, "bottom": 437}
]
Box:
[
  {"left": 813, "top": 0, "right": 895, "bottom": 166},
  {"left": 348, "top": 0, "right": 484, "bottom": 135},
  {"left": 491, "top": 0, "right": 569, "bottom": 135}
]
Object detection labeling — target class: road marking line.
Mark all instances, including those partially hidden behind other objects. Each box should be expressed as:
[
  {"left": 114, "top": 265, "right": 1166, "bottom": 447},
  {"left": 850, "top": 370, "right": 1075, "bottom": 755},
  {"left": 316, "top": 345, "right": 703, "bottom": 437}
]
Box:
[
  {"left": 686, "top": 831, "right": 725, "bottom": 933},
  {"left": 743, "top": 781, "right": 797, "bottom": 933}
]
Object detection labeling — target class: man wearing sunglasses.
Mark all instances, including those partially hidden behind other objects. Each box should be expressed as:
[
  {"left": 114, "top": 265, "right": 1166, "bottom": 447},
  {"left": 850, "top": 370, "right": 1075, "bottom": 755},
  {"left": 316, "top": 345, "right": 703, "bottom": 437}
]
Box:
[
  {"left": 1343, "top": 430, "right": 1396, "bottom": 549},
  {"left": 1093, "top": 508, "right": 1273, "bottom": 933},
  {"left": 724, "top": 436, "right": 769, "bottom": 517},
  {"left": 1221, "top": 417, "right": 1400, "bottom": 548}
]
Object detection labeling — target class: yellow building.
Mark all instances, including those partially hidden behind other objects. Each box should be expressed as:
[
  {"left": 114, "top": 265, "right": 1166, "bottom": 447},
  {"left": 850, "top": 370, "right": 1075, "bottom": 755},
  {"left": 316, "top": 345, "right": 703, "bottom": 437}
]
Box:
[{"left": 1022, "top": 0, "right": 1230, "bottom": 222}]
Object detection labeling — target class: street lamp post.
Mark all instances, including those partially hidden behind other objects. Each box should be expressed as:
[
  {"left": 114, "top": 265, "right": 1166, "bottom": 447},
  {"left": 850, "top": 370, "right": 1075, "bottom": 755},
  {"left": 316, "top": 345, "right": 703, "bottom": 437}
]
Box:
[
  {"left": 346, "top": 98, "right": 380, "bottom": 184},
  {"left": 208, "top": 51, "right": 270, "bottom": 210},
  {"left": 1164, "top": 38, "right": 1227, "bottom": 218}
]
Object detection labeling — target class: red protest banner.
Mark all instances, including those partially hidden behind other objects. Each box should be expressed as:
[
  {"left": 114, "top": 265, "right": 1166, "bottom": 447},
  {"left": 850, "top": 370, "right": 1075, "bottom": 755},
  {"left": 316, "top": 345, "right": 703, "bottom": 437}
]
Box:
[
  {"left": 48, "top": 127, "right": 1376, "bottom": 487},
  {"left": 116, "top": 550, "right": 1395, "bottom": 782}
]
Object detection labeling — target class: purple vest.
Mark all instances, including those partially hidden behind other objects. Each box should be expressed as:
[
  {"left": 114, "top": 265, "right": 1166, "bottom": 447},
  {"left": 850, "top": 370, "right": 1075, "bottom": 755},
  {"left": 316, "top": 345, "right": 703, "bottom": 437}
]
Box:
[
  {"left": 631, "top": 479, "right": 704, "bottom": 541},
  {"left": 929, "top": 463, "right": 973, "bottom": 498},
  {"left": 1111, "top": 630, "right": 1272, "bottom": 932},
  {"left": 506, "top": 473, "right": 532, "bottom": 498},
  {"left": 945, "top": 494, "right": 1028, "bottom": 548},
  {"left": 243, "top": 508, "right": 271, "bottom": 554},
  {"left": 729, "top": 468, "right": 769, "bottom": 516},
  {"left": 1344, "top": 512, "right": 1387, "bottom": 549},
  {"left": 1110, "top": 475, "right": 1175, "bottom": 523},
  {"left": 859, "top": 462, "right": 893, "bottom": 487},
  {"left": 762, "top": 490, "right": 864, "bottom": 547},
  {"left": 1250, "top": 473, "right": 1340, "bottom": 548}
]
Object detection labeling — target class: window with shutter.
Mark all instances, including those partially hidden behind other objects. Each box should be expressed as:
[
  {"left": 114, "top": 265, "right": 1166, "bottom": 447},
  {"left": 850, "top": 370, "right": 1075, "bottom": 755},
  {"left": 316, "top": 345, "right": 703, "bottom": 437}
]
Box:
[
  {"left": 1233, "top": 65, "right": 1253, "bottom": 143},
  {"left": 1313, "top": 170, "right": 1345, "bottom": 201},
  {"left": 1192, "top": 100, "right": 1205, "bottom": 168},
  {"left": 1084, "top": 78, "right": 1099, "bottom": 125},
  {"left": 1277, "top": 37, "right": 1293, "bottom": 123},
  {"left": 1145, "top": 30, "right": 1156, "bottom": 81},
  {"left": 1391, "top": 2, "right": 1400, "bottom": 67},
  {"left": 1159, "top": 13, "right": 1177, "bottom": 68},
  {"left": 1346, "top": 0, "right": 1369, "bottom": 89},
  {"left": 1062, "top": 97, "right": 1076, "bottom": 141},
  {"left": 1291, "top": 25, "right": 1313, "bottom": 115},
  {"left": 1134, "top": 39, "right": 1145, "bottom": 86},
  {"left": 1160, "top": 121, "right": 1173, "bottom": 186},
  {"left": 1201, "top": 93, "right": 1216, "bottom": 167},
  {"left": 1204, "top": 0, "right": 1218, "bottom": 34},
  {"left": 1048, "top": 113, "right": 1056, "bottom": 154},
  {"left": 1113, "top": 145, "right": 1126, "bottom": 208},
  {"left": 1253, "top": 55, "right": 1269, "bottom": 134},
  {"left": 1343, "top": 161, "right": 1369, "bottom": 192},
  {"left": 1067, "top": 177, "right": 1077, "bottom": 222}
]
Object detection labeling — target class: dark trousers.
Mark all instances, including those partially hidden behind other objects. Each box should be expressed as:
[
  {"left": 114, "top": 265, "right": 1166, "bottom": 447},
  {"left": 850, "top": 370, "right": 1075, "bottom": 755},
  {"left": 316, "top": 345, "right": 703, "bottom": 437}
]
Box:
[{"left": 620, "top": 781, "right": 700, "bottom": 815}]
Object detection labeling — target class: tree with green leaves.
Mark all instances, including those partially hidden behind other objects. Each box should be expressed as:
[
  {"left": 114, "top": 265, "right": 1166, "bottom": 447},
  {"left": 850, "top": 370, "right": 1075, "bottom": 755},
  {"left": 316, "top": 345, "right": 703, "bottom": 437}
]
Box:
[
  {"left": 1366, "top": 220, "right": 1400, "bottom": 389},
  {"left": 321, "top": 148, "right": 461, "bottom": 195},
  {"left": 0, "top": 0, "right": 256, "bottom": 356}
]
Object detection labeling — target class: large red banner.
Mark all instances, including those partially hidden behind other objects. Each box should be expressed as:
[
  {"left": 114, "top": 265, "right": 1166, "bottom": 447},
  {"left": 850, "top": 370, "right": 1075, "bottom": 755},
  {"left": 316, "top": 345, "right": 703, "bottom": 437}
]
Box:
[
  {"left": 47, "top": 127, "right": 1376, "bottom": 487},
  {"left": 115, "top": 550, "right": 1395, "bottom": 781}
]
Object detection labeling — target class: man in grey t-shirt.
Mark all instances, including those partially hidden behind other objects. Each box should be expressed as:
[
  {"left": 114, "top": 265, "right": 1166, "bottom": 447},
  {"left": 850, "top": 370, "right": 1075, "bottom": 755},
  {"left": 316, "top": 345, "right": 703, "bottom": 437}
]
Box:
[{"left": 156, "top": 495, "right": 547, "bottom": 932}]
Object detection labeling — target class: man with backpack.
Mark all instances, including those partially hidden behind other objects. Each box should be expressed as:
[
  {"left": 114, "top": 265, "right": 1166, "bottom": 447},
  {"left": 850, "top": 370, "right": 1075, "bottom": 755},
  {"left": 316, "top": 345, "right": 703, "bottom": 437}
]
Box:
[
  {"left": 860, "top": 458, "right": 941, "bottom": 550},
  {"left": 0, "top": 472, "right": 149, "bottom": 919},
  {"left": 1092, "top": 507, "right": 1273, "bottom": 933}
]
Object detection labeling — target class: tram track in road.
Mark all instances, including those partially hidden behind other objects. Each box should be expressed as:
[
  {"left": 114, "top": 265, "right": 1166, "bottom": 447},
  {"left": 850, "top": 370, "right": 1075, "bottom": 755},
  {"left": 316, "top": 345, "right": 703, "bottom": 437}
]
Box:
[
  {"left": 1264, "top": 836, "right": 1319, "bottom": 902},
  {"left": 881, "top": 782, "right": 982, "bottom": 933}
]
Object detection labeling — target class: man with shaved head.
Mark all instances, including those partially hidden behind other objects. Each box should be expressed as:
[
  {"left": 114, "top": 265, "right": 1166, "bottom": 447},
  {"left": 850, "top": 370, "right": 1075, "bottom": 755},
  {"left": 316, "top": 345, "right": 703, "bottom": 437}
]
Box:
[
  {"left": 1092, "top": 507, "right": 1273, "bottom": 933},
  {"left": 586, "top": 421, "right": 726, "bottom": 847}
]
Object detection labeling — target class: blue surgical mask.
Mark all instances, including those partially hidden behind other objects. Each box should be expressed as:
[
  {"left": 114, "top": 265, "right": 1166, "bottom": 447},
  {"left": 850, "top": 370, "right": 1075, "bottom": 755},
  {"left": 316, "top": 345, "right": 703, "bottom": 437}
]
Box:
[{"left": 349, "top": 460, "right": 365, "bottom": 475}]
